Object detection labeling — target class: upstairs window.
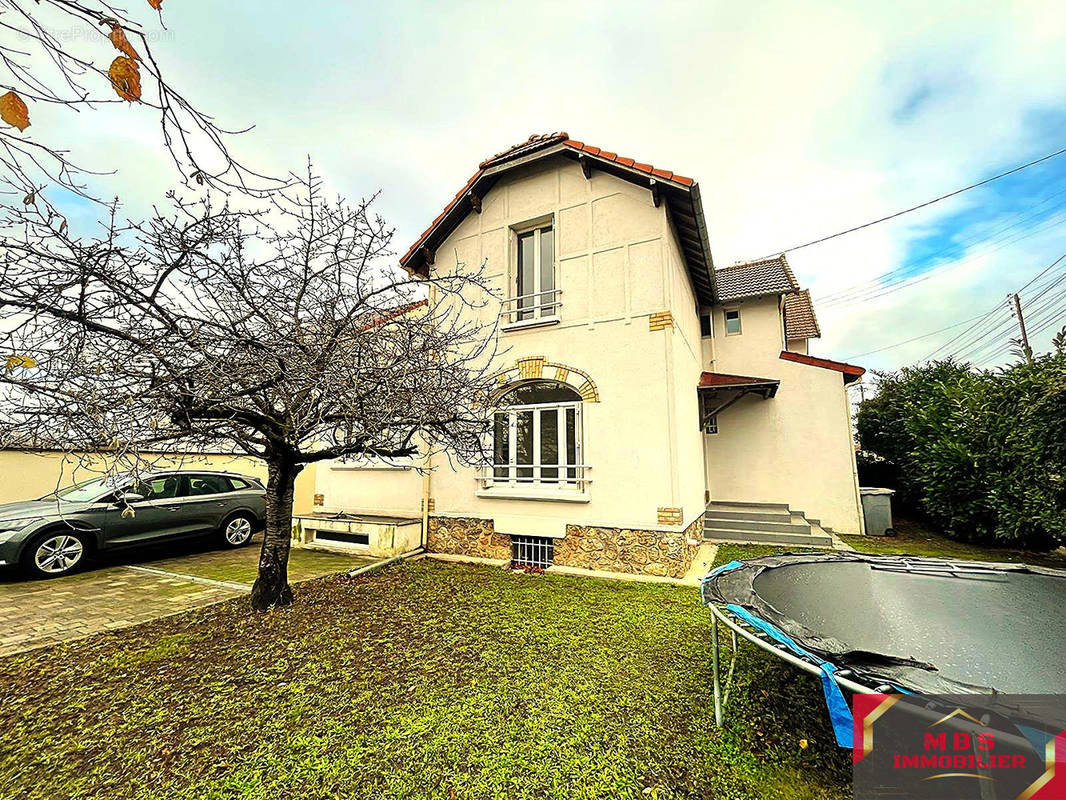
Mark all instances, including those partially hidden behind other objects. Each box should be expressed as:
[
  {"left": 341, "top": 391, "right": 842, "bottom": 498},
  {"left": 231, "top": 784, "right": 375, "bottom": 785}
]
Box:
[
  {"left": 699, "top": 312, "right": 713, "bottom": 338},
  {"left": 724, "top": 308, "right": 742, "bottom": 335},
  {"left": 506, "top": 223, "right": 557, "bottom": 325}
]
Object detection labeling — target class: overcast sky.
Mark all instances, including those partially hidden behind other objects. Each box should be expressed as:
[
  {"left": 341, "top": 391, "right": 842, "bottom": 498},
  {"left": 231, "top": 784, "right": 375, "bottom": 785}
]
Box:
[{"left": 28, "top": 0, "right": 1066, "bottom": 375}]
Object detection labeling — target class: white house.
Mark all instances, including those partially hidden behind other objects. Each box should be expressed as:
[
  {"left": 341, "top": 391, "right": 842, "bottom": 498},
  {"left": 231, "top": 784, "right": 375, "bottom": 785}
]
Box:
[{"left": 302, "top": 133, "right": 865, "bottom": 578}]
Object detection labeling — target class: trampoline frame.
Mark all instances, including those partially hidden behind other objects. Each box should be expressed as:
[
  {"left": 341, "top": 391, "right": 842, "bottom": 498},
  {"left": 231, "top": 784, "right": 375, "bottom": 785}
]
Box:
[
  {"left": 702, "top": 554, "right": 1028, "bottom": 729},
  {"left": 707, "top": 602, "right": 880, "bottom": 727}
]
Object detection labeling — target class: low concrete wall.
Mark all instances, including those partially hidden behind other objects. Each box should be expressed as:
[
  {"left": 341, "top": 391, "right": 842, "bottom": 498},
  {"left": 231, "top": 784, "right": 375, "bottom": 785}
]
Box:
[{"left": 0, "top": 449, "right": 317, "bottom": 514}]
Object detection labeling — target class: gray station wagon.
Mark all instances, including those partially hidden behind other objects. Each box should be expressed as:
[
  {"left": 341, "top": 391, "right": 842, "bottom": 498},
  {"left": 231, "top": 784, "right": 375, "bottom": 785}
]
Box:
[{"left": 0, "top": 471, "right": 266, "bottom": 578}]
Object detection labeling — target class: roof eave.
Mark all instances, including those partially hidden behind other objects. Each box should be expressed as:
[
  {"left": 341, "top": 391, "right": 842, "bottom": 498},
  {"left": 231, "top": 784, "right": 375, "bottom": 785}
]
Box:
[{"left": 399, "top": 144, "right": 718, "bottom": 305}]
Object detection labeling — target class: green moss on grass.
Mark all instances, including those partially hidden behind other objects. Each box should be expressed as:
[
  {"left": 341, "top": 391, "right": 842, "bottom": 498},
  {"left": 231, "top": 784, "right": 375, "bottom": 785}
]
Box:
[{"left": 0, "top": 559, "right": 850, "bottom": 799}]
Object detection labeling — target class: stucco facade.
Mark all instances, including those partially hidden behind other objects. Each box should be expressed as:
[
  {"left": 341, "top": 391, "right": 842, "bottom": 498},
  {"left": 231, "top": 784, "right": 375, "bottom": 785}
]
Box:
[{"left": 312, "top": 134, "right": 865, "bottom": 574}]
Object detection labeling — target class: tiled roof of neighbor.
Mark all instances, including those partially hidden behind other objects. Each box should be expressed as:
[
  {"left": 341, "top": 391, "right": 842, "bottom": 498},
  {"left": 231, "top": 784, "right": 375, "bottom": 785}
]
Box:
[
  {"left": 716, "top": 254, "right": 799, "bottom": 302},
  {"left": 783, "top": 289, "right": 821, "bottom": 339},
  {"left": 399, "top": 132, "right": 716, "bottom": 303},
  {"left": 357, "top": 299, "right": 427, "bottom": 331},
  {"left": 779, "top": 350, "right": 865, "bottom": 383},
  {"left": 698, "top": 372, "right": 779, "bottom": 389}
]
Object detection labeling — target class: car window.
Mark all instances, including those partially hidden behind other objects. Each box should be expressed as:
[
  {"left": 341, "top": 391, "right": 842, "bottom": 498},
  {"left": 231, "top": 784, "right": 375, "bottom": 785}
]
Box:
[
  {"left": 229, "top": 477, "right": 250, "bottom": 490},
  {"left": 187, "top": 474, "right": 233, "bottom": 496},
  {"left": 129, "top": 476, "right": 185, "bottom": 501},
  {"left": 42, "top": 476, "right": 118, "bottom": 503}
]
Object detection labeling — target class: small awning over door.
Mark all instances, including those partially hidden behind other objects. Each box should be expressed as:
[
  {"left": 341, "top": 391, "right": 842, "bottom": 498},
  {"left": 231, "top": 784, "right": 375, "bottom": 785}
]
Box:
[{"left": 697, "top": 372, "right": 780, "bottom": 428}]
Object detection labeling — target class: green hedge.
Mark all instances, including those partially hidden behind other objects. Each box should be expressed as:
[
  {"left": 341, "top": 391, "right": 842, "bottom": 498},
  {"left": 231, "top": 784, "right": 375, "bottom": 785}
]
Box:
[{"left": 856, "top": 355, "right": 1066, "bottom": 550}]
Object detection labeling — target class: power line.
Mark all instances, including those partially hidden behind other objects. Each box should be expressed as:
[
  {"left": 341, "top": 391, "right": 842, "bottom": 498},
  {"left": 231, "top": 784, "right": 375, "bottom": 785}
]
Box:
[
  {"left": 944, "top": 260, "right": 1066, "bottom": 361},
  {"left": 816, "top": 185, "right": 1066, "bottom": 304},
  {"left": 843, "top": 313, "right": 988, "bottom": 360},
  {"left": 818, "top": 211, "right": 1066, "bottom": 310},
  {"left": 966, "top": 282, "right": 1066, "bottom": 365},
  {"left": 852, "top": 250, "right": 1066, "bottom": 364},
  {"left": 747, "top": 144, "right": 1066, "bottom": 261}
]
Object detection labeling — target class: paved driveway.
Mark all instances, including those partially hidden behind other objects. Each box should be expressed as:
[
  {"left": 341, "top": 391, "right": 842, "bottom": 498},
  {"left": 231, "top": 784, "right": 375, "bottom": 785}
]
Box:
[{"left": 0, "top": 537, "right": 375, "bottom": 656}]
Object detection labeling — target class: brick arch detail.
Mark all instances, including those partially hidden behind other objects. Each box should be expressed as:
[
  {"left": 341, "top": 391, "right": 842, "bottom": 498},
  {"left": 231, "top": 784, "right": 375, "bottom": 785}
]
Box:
[{"left": 489, "top": 357, "right": 600, "bottom": 402}]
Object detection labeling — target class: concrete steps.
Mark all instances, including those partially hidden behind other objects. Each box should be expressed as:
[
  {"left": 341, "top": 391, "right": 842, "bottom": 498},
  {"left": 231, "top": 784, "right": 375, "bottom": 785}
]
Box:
[{"left": 704, "top": 500, "right": 833, "bottom": 548}]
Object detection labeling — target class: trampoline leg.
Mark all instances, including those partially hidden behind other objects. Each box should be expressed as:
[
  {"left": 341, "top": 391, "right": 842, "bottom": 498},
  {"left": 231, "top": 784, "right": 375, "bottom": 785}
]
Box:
[{"left": 712, "top": 617, "right": 723, "bottom": 726}]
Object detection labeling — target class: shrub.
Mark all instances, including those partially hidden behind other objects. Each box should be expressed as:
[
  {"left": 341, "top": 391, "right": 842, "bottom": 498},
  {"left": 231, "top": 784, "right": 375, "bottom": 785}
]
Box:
[{"left": 856, "top": 355, "right": 1066, "bottom": 550}]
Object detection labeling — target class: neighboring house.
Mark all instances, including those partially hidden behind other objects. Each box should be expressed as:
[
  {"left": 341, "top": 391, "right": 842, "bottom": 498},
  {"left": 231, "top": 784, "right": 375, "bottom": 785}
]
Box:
[{"left": 307, "top": 132, "right": 865, "bottom": 577}]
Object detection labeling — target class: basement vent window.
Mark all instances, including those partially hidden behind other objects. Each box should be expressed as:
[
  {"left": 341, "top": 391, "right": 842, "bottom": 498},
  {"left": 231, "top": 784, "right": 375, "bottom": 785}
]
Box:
[
  {"left": 316, "top": 530, "right": 370, "bottom": 546},
  {"left": 511, "top": 535, "right": 554, "bottom": 569}
]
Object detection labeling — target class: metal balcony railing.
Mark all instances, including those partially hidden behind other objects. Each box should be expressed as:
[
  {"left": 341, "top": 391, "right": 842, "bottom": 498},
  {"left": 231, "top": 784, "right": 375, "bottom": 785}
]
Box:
[
  {"left": 499, "top": 288, "right": 562, "bottom": 325},
  {"left": 476, "top": 462, "right": 591, "bottom": 491}
]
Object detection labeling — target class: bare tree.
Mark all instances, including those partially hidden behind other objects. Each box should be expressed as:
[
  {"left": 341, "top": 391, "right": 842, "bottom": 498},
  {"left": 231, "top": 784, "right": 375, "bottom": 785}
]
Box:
[
  {"left": 0, "top": 167, "right": 499, "bottom": 609},
  {"left": 0, "top": 0, "right": 278, "bottom": 214}
]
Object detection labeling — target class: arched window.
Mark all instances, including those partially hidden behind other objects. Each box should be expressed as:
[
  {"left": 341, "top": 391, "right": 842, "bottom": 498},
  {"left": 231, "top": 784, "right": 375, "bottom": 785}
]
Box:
[{"left": 490, "top": 380, "right": 585, "bottom": 491}]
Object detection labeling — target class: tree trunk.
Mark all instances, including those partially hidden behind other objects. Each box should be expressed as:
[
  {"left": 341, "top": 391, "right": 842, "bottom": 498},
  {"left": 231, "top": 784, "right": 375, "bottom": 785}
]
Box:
[{"left": 250, "top": 458, "right": 302, "bottom": 611}]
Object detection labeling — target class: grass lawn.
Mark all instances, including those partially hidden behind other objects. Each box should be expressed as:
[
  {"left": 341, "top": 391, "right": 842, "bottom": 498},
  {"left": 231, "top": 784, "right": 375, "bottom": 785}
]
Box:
[
  {"left": 136, "top": 541, "right": 377, "bottom": 585},
  {"left": 840, "top": 517, "right": 1066, "bottom": 568},
  {"left": 709, "top": 518, "right": 1066, "bottom": 571},
  {"left": 0, "top": 558, "right": 850, "bottom": 800}
]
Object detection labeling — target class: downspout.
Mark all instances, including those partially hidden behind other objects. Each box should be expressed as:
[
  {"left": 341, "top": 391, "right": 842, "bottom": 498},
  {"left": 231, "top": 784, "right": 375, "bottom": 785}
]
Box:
[
  {"left": 845, "top": 380, "right": 866, "bottom": 535},
  {"left": 421, "top": 454, "right": 431, "bottom": 549}
]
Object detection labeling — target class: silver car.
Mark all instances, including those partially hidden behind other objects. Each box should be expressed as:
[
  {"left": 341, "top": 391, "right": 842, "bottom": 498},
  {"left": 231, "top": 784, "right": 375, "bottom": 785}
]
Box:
[{"left": 0, "top": 471, "right": 266, "bottom": 578}]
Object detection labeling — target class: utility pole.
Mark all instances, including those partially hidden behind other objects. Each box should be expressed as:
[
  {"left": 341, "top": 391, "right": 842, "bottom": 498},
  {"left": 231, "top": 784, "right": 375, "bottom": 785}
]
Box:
[{"left": 1009, "top": 293, "right": 1034, "bottom": 364}]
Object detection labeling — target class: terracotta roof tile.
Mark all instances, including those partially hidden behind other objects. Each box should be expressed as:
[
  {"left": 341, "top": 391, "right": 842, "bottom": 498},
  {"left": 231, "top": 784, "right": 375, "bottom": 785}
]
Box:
[
  {"left": 402, "top": 132, "right": 698, "bottom": 269},
  {"left": 716, "top": 254, "right": 799, "bottom": 302},
  {"left": 357, "top": 299, "right": 428, "bottom": 332},
  {"left": 479, "top": 132, "right": 569, "bottom": 169},
  {"left": 783, "top": 289, "right": 821, "bottom": 339},
  {"left": 699, "top": 371, "right": 779, "bottom": 388},
  {"left": 779, "top": 350, "right": 865, "bottom": 382}
]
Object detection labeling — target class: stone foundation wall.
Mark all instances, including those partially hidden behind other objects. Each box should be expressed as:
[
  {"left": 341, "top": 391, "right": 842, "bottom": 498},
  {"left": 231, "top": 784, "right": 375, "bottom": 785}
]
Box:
[
  {"left": 555, "top": 515, "right": 703, "bottom": 578},
  {"left": 426, "top": 516, "right": 510, "bottom": 560},
  {"left": 427, "top": 514, "right": 704, "bottom": 578}
]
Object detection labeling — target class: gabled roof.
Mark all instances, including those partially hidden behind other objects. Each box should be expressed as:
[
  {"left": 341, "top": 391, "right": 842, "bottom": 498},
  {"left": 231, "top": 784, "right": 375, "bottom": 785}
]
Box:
[
  {"left": 716, "top": 254, "right": 799, "bottom": 302},
  {"left": 779, "top": 350, "right": 865, "bottom": 383},
  {"left": 783, "top": 289, "right": 821, "bottom": 339},
  {"left": 399, "top": 132, "right": 717, "bottom": 303}
]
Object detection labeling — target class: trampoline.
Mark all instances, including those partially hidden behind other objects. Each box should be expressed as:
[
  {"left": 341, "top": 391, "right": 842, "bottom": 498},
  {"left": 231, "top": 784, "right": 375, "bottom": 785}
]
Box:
[{"left": 700, "top": 552, "right": 1066, "bottom": 747}]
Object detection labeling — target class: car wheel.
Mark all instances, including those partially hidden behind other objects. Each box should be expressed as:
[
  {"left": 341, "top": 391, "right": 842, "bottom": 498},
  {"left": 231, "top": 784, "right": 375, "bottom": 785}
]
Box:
[
  {"left": 24, "top": 531, "right": 88, "bottom": 578},
  {"left": 220, "top": 513, "right": 255, "bottom": 548}
]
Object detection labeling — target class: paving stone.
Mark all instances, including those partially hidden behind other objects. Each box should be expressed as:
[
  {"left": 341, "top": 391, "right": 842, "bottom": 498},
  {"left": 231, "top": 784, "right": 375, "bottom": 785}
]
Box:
[{"left": 0, "top": 537, "right": 369, "bottom": 656}]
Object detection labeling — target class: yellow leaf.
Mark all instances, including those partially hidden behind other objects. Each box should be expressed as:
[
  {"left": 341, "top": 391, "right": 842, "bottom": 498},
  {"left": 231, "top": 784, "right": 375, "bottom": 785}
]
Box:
[
  {"left": 0, "top": 91, "right": 30, "bottom": 132},
  {"left": 799, "top": 738, "right": 809, "bottom": 750},
  {"left": 108, "top": 56, "right": 142, "bottom": 103},
  {"left": 109, "top": 25, "right": 141, "bottom": 62},
  {"left": 5, "top": 354, "right": 37, "bottom": 371}
]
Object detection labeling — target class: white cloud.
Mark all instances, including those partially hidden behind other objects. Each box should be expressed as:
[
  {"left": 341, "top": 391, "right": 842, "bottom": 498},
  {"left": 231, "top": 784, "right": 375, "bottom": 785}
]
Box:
[{"left": 24, "top": 0, "right": 1066, "bottom": 370}]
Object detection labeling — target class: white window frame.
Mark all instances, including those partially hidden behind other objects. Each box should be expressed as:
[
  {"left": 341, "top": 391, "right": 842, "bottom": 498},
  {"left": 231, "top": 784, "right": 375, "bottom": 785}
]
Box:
[
  {"left": 478, "top": 396, "right": 589, "bottom": 500},
  {"left": 501, "top": 219, "right": 560, "bottom": 329},
  {"left": 704, "top": 415, "right": 718, "bottom": 435},
  {"left": 724, "top": 307, "right": 742, "bottom": 336}
]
